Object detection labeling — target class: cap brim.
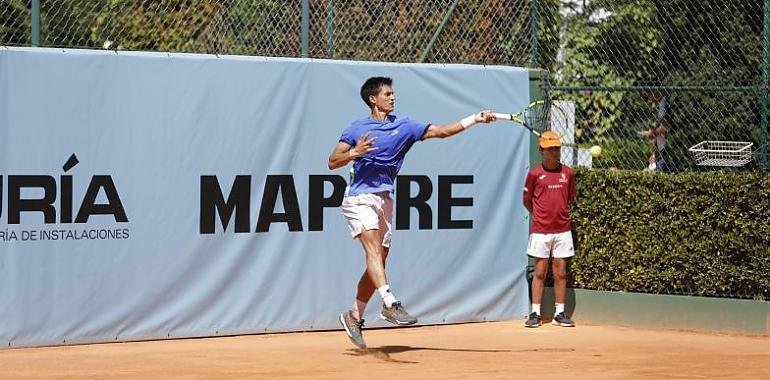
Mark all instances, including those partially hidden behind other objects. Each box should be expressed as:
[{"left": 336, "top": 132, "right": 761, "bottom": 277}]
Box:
[{"left": 539, "top": 142, "right": 561, "bottom": 148}]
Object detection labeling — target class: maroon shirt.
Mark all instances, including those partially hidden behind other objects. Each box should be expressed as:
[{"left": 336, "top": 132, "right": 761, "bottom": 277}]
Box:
[{"left": 523, "top": 164, "right": 576, "bottom": 234}]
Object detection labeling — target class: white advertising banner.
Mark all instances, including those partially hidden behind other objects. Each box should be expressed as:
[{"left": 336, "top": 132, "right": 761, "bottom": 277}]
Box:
[{"left": 0, "top": 47, "right": 531, "bottom": 348}]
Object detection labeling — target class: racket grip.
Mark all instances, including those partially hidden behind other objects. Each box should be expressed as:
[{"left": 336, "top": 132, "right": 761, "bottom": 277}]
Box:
[{"left": 491, "top": 113, "right": 512, "bottom": 120}]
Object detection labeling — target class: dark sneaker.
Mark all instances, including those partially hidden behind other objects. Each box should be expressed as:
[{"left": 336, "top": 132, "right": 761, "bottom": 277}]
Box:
[
  {"left": 524, "top": 312, "right": 541, "bottom": 328},
  {"left": 552, "top": 312, "right": 575, "bottom": 327},
  {"left": 339, "top": 311, "right": 366, "bottom": 348},
  {"left": 380, "top": 301, "right": 418, "bottom": 325}
]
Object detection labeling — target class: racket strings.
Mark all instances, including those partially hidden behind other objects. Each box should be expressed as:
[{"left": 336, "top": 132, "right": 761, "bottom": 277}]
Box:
[{"left": 523, "top": 101, "right": 554, "bottom": 134}]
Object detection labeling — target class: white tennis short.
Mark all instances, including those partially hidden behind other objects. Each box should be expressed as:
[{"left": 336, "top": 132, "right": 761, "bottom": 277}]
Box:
[
  {"left": 527, "top": 231, "right": 575, "bottom": 259},
  {"left": 340, "top": 191, "right": 393, "bottom": 247}
]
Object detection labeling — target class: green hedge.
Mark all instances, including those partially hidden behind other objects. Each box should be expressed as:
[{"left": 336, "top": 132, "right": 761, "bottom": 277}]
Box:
[{"left": 570, "top": 168, "right": 770, "bottom": 300}]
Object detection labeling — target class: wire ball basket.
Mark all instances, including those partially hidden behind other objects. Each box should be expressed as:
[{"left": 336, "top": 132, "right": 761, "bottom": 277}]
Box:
[{"left": 688, "top": 141, "right": 754, "bottom": 167}]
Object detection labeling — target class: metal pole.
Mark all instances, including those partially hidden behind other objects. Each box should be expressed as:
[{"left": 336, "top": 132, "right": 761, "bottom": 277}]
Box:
[
  {"left": 326, "top": 0, "right": 334, "bottom": 59},
  {"left": 31, "top": 0, "right": 40, "bottom": 46},
  {"left": 530, "top": 0, "right": 540, "bottom": 67},
  {"left": 525, "top": 69, "right": 546, "bottom": 293},
  {"left": 419, "top": 0, "right": 459, "bottom": 63},
  {"left": 301, "top": 0, "right": 310, "bottom": 58},
  {"left": 762, "top": 0, "right": 770, "bottom": 166}
]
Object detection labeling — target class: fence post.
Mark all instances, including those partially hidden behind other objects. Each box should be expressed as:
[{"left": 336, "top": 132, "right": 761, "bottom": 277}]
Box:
[
  {"left": 762, "top": 0, "right": 770, "bottom": 166},
  {"left": 529, "top": 69, "right": 546, "bottom": 167},
  {"left": 525, "top": 68, "right": 547, "bottom": 299},
  {"left": 31, "top": 0, "right": 40, "bottom": 46},
  {"left": 530, "top": 0, "right": 539, "bottom": 67},
  {"left": 419, "top": 0, "right": 459, "bottom": 63},
  {"left": 326, "top": 0, "right": 334, "bottom": 59},
  {"left": 301, "top": 0, "right": 309, "bottom": 58}
]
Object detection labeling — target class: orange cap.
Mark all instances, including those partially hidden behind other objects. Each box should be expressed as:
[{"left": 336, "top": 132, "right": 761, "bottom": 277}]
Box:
[{"left": 538, "top": 130, "right": 562, "bottom": 148}]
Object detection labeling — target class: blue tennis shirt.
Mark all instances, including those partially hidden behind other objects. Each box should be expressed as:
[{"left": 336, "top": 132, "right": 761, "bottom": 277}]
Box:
[{"left": 339, "top": 115, "right": 430, "bottom": 196}]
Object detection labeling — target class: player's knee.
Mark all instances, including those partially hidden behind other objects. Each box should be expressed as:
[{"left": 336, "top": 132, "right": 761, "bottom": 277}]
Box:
[{"left": 532, "top": 269, "right": 547, "bottom": 281}]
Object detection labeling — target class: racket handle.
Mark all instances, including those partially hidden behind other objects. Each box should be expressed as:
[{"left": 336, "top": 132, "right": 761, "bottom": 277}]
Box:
[{"left": 492, "top": 113, "right": 513, "bottom": 120}]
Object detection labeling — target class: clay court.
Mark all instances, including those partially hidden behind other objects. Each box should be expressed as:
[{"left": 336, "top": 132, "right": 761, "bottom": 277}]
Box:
[{"left": 1, "top": 320, "right": 768, "bottom": 379}]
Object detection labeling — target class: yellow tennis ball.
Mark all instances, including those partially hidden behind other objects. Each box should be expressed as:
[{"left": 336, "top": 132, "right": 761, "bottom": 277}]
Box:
[{"left": 590, "top": 145, "right": 602, "bottom": 158}]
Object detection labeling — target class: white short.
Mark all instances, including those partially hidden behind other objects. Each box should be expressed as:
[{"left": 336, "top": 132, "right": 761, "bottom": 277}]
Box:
[
  {"left": 340, "top": 191, "right": 393, "bottom": 247},
  {"left": 527, "top": 231, "right": 575, "bottom": 259}
]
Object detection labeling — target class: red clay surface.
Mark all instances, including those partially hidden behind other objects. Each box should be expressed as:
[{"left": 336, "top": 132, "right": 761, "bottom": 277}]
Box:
[{"left": 1, "top": 321, "right": 768, "bottom": 379}]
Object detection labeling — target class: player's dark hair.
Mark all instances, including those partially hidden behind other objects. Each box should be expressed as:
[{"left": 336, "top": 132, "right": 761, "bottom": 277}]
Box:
[{"left": 360, "top": 77, "right": 393, "bottom": 108}]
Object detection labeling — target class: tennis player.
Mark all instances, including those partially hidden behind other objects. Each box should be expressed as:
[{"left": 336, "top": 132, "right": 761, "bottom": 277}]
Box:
[
  {"left": 329, "top": 76, "right": 495, "bottom": 348},
  {"left": 523, "top": 130, "right": 577, "bottom": 328}
]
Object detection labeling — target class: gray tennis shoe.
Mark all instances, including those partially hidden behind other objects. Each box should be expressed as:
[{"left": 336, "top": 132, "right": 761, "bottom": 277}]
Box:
[
  {"left": 525, "top": 312, "right": 542, "bottom": 328},
  {"left": 380, "top": 301, "right": 418, "bottom": 325},
  {"left": 339, "top": 311, "right": 366, "bottom": 348},
  {"left": 552, "top": 312, "right": 575, "bottom": 327}
]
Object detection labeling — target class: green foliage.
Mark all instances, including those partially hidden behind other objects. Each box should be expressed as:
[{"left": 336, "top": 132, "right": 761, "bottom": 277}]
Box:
[
  {"left": 554, "top": 0, "right": 766, "bottom": 166},
  {"left": 0, "top": 0, "right": 30, "bottom": 45},
  {"left": 223, "top": 0, "right": 296, "bottom": 56},
  {"left": 39, "top": 0, "right": 109, "bottom": 48},
  {"left": 571, "top": 168, "right": 770, "bottom": 300},
  {"left": 88, "top": 0, "right": 227, "bottom": 53},
  {"left": 590, "top": 139, "right": 650, "bottom": 170},
  {"left": 554, "top": 0, "right": 662, "bottom": 141},
  {"left": 535, "top": 0, "right": 561, "bottom": 71}
]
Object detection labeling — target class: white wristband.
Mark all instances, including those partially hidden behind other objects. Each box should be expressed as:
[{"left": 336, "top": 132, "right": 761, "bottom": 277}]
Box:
[{"left": 460, "top": 114, "right": 477, "bottom": 129}]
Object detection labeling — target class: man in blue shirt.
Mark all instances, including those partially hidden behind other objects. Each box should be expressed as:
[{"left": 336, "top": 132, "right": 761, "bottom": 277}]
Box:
[{"left": 328, "top": 76, "right": 495, "bottom": 348}]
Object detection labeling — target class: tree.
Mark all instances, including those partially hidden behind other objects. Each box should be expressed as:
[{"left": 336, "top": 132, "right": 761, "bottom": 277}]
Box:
[{"left": 552, "top": 0, "right": 763, "bottom": 170}]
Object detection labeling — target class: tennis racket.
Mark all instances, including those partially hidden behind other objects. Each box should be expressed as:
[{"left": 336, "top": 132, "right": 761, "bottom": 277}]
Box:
[{"left": 489, "top": 99, "right": 566, "bottom": 137}]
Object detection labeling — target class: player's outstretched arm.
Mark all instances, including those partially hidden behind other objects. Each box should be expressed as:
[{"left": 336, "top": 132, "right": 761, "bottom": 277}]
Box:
[
  {"left": 422, "top": 110, "right": 495, "bottom": 140},
  {"left": 328, "top": 132, "right": 377, "bottom": 170}
]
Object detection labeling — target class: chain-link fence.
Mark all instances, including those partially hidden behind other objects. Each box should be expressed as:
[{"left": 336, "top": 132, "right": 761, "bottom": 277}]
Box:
[
  {"left": 3, "top": 0, "right": 767, "bottom": 172},
  {"left": 544, "top": 1, "right": 769, "bottom": 173},
  {"left": 1, "top": 0, "right": 537, "bottom": 64}
]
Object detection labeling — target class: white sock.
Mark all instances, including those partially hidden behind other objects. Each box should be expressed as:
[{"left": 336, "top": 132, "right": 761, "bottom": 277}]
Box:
[
  {"left": 377, "top": 285, "right": 398, "bottom": 308},
  {"left": 531, "top": 304, "right": 541, "bottom": 315},
  {"left": 555, "top": 303, "right": 565, "bottom": 314},
  {"left": 351, "top": 299, "right": 367, "bottom": 320}
]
